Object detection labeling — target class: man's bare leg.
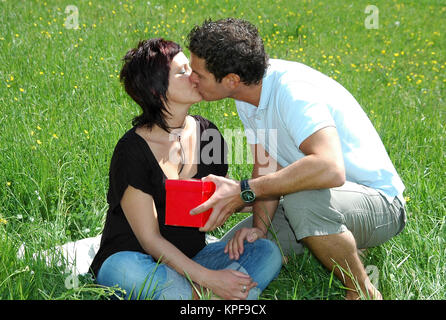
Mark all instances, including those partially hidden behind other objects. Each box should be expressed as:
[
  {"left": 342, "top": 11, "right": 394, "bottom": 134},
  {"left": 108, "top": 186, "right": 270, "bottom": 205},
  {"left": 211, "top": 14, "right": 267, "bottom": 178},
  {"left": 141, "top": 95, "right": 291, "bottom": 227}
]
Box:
[{"left": 302, "top": 230, "right": 382, "bottom": 300}]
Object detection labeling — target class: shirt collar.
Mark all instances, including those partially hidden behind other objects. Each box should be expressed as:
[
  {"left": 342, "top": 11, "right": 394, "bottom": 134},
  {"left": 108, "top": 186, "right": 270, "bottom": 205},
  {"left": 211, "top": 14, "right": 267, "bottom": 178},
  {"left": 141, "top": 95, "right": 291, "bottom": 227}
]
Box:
[
  {"left": 236, "top": 66, "right": 272, "bottom": 112},
  {"left": 257, "top": 80, "right": 271, "bottom": 111},
  {"left": 256, "top": 62, "right": 274, "bottom": 111}
]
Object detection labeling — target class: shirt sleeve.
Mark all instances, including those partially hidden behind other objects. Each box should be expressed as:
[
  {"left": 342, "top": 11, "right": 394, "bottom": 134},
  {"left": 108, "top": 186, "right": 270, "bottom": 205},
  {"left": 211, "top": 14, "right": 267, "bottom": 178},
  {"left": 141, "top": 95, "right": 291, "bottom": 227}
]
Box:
[
  {"left": 107, "top": 137, "right": 155, "bottom": 211},
  {"left": 278, "top": 85, "right": 336, "bottom": 149}
]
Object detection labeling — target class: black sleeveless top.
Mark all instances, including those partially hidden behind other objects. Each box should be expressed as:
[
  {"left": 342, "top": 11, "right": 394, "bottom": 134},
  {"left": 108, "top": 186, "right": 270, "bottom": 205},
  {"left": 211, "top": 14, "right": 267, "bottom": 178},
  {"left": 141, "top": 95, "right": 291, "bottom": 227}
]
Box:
[{"left": 89, "top": 115, "right": 228, "bottom": 277}]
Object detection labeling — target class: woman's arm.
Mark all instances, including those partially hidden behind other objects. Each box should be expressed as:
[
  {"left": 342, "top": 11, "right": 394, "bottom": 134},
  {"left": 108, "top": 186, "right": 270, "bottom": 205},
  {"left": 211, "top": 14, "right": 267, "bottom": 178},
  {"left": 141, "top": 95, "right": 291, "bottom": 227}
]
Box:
[{"left": 120, "top": 185, "right": 256, "bottom": 299}]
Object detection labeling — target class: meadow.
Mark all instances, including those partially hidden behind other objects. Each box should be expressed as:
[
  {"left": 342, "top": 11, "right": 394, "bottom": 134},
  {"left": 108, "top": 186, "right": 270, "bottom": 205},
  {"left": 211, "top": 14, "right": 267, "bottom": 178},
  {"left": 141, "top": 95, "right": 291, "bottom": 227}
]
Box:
[{"left": 0, "top": 0, "right": 444, "bottom": 300}]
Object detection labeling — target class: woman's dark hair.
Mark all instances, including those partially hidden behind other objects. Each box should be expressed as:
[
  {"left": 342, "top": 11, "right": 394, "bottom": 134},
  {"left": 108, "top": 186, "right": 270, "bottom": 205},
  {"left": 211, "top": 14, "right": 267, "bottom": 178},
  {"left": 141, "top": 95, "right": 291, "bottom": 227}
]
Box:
[
  {"left": 119, "top": 38, "right": 181, "bottom": 132},
  {"left": 187, "top": 18, "right": 268, "bottom": 85}
]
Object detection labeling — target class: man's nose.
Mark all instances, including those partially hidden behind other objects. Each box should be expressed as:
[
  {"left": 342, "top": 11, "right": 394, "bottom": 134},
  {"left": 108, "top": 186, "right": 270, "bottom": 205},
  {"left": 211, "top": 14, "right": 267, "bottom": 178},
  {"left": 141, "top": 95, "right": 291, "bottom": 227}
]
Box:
[{"left": 189, "top": 72, "right": 199, "bottom": 84}]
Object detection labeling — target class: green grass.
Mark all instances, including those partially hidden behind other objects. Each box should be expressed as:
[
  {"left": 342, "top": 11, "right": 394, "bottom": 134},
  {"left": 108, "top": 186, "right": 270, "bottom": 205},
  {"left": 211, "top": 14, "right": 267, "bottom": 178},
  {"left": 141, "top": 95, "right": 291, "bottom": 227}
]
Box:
[{"left": 1, "top": 0, "right": 445, "bottom": 300}]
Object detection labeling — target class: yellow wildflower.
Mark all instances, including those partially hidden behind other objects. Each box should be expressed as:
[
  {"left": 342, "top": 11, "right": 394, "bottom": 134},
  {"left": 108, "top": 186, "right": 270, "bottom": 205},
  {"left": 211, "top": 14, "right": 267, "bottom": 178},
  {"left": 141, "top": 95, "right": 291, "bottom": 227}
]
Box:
[{"left": 36, "top": 140, "right": 42, "bottom": 145}]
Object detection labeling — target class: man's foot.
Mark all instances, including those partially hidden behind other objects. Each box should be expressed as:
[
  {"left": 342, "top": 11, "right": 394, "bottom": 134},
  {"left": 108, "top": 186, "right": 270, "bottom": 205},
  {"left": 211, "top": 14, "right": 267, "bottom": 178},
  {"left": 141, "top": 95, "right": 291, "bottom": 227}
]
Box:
[
  {"left": 357, "top": 248, "right": 367, "bottom": 262},
  {"left": 302, "top": 231, "right": 381, "bottom": 301},
  {"left": 345, "top": 279, "right": 382, "bottom": 300}
]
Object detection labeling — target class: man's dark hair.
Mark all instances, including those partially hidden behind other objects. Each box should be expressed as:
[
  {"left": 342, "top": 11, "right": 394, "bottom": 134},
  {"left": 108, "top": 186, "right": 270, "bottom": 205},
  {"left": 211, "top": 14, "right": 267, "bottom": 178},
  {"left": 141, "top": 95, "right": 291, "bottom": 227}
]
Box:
[
  {"left": 120, "top": 38, "right": 181, "bottom": 132},
  {"left": 187, "top": 18, "right": 268, "bottom": 85}
]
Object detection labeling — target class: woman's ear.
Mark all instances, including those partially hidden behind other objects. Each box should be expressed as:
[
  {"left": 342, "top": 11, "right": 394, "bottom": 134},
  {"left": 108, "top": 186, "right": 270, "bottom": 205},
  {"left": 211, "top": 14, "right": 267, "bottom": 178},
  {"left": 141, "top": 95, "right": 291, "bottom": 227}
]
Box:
[{"left": 222, "top": 73, "right": 241, "bottom": 90}]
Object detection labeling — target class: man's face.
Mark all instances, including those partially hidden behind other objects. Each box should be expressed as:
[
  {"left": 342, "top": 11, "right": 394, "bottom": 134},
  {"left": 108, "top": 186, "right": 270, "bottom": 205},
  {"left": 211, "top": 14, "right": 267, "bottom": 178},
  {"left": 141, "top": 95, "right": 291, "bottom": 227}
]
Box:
[{"left": 189, "top": 53, "right": 231, "bottom": 101}]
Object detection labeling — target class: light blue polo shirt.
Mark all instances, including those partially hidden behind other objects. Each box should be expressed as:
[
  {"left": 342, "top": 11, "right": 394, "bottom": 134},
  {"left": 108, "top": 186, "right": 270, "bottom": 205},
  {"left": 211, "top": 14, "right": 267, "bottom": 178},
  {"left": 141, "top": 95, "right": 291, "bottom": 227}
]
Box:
[{"left": 235, "top": 59, "right": 405, "bottom": 203}]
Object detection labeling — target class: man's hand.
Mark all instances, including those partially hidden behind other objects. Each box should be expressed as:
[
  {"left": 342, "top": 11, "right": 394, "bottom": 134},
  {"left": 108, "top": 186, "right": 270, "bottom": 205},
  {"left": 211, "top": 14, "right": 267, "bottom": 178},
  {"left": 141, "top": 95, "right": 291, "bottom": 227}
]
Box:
[
  {"left": 190, "top": 175, "right": 245, "bottom": 232},
  {"left": 224, "top": 227, "right": 266, "bottom": 260}
]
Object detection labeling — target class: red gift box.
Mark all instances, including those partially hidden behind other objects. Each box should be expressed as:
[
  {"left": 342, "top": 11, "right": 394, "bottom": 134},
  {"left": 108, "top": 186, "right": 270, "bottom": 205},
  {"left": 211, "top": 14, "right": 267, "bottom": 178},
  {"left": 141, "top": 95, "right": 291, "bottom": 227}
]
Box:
[{"left": 165, "top": 179, "right": 216, "bottom": 227}]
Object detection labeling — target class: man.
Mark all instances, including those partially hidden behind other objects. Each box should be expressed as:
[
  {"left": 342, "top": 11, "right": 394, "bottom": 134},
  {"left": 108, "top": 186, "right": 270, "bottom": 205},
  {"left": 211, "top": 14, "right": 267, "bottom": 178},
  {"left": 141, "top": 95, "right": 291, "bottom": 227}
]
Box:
[{"left": 187, "top": 18, "right": 406, "bottom": 300}]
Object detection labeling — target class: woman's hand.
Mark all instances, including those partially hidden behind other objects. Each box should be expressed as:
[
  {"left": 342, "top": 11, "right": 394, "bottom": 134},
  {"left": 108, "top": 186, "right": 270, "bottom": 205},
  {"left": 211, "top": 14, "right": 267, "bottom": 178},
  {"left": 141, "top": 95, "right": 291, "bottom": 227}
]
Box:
[
  {"left": 224, "top": 227, "right": 265, "bottom": 260},
  {"left": 204, "top": 269, "right": 258, "bottom": 300}
]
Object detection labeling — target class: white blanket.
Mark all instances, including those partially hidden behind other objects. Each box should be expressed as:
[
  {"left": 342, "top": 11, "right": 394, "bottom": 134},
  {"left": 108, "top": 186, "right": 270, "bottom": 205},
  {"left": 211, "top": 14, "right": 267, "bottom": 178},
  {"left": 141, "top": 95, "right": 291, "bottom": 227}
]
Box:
[
  {"left": 17, "top": 234, "right": 220, "bottom": 275},
  {"left": 17, "top": 234, "right": 102, "bottom": 275}
]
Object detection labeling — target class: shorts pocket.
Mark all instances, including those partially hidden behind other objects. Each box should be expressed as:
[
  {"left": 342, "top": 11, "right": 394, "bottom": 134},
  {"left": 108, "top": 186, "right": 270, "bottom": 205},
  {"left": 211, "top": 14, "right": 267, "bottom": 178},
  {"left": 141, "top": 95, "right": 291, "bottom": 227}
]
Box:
[{"left": 362, "top": 206, "right": 405, "bottom": 248}]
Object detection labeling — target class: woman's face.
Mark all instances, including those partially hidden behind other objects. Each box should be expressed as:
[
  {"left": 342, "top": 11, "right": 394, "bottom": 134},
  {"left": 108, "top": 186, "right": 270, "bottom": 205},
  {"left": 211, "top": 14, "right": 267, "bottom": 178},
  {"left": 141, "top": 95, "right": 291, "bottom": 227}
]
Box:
[{"left": 166, "top": 52, "right": 202, "bottom": 106}]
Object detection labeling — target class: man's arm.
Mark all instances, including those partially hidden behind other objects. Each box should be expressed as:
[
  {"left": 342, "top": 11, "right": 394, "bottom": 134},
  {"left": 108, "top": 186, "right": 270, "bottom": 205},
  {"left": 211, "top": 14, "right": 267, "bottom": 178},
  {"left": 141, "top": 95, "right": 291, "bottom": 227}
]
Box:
[
  {"left": 250, "top": 126, "right": 345, "bottom": 199},
  {"left": 224, "top": 144, "right": 281, "bottom": 260},
  {"left": 250, "top": 143, "right": 281, "bottom": 236},
  {"left": 191, "top": 126, "right": 345, "bottom": 232}
]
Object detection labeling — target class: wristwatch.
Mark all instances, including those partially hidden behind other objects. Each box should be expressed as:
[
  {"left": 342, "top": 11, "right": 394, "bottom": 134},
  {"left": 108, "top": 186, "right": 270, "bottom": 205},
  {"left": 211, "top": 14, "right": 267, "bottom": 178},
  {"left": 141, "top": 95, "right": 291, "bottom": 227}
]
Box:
[{"left": 240, "top": 179, "right": 256, "bottom": 204}]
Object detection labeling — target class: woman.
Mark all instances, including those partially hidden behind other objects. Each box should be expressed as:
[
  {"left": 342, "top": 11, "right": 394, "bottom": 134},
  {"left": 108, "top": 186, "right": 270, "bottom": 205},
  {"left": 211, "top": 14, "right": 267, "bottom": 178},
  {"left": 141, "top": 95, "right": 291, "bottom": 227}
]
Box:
[{"left": 89, "top": 38, "right": 282, "bottom": 300}]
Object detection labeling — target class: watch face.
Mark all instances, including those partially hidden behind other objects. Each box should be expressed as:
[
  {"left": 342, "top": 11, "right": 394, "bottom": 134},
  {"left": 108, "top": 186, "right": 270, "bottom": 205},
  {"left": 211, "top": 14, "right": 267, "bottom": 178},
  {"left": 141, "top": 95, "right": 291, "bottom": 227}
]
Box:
[{"left": 241, "top": 190, "right": 256, "bottom": 203}]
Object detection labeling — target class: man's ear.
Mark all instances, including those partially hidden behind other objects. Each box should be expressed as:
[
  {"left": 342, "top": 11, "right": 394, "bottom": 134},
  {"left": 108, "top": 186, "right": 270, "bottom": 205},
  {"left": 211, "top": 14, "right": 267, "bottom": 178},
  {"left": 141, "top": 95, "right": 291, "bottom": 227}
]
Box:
[{"left": 222, "top": 73, "right": 241, "bottom": 90}]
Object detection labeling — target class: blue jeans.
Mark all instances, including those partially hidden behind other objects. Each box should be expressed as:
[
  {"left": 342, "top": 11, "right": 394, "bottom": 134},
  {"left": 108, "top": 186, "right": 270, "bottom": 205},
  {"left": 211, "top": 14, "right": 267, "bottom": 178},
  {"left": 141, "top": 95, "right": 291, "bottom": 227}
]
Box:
[{"left": 96, "top": 239, "right": 282, "bottom": 300}]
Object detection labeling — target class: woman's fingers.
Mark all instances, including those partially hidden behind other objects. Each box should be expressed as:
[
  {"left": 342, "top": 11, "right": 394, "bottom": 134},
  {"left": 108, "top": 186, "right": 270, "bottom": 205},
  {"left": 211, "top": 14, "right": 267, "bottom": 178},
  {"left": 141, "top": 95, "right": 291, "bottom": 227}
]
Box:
[{"left": 225, "top": 229, "right": 249, "bottom": 260}]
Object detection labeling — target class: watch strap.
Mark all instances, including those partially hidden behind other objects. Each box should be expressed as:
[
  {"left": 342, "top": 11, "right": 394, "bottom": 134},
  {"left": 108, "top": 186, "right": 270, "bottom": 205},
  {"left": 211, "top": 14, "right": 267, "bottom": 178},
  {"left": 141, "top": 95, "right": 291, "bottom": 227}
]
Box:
[{"left": 240, "top": 179, "right": 250, "bottom": 192}]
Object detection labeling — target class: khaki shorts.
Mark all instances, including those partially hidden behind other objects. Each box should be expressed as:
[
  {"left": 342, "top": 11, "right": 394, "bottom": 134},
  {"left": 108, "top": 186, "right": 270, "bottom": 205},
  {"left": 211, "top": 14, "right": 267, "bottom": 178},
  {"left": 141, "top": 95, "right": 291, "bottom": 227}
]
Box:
[{"left": 221, "top": 181, "right": 407, "bottom": 255}]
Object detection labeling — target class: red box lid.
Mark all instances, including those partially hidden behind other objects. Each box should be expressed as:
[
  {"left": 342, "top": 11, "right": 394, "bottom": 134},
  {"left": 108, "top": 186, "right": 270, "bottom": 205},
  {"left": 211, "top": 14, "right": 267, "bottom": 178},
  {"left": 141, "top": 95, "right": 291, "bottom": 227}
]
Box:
[{"left": 165, "top": 179, "right": 215, "bottom": 228}]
